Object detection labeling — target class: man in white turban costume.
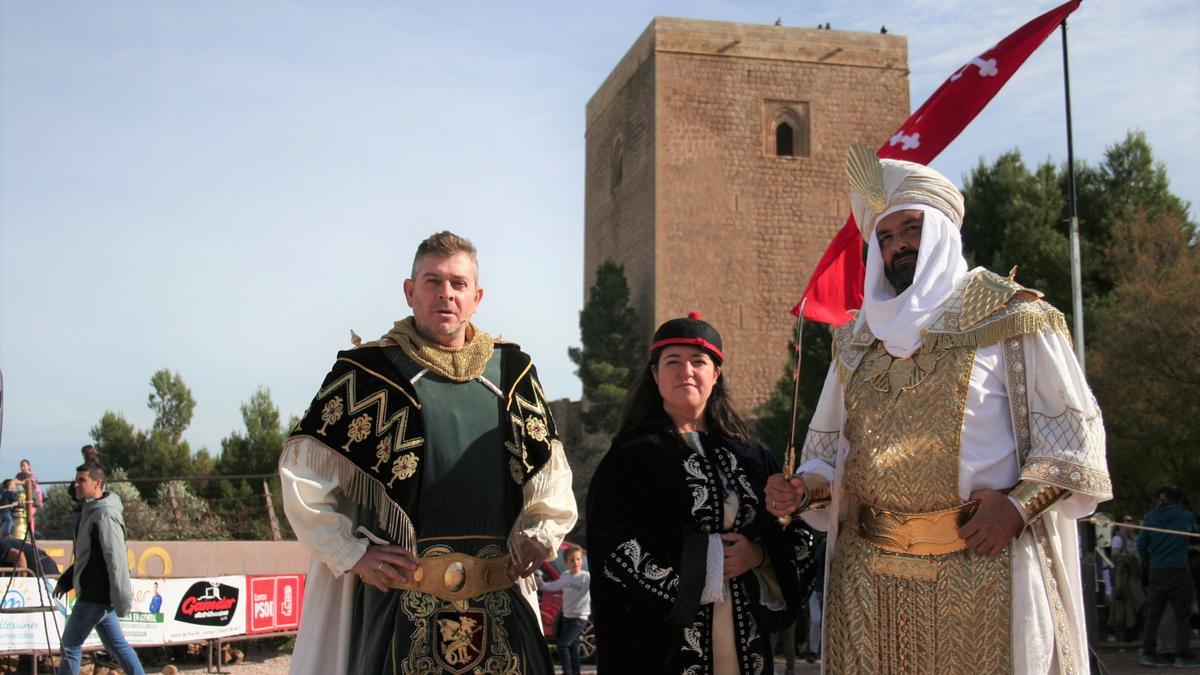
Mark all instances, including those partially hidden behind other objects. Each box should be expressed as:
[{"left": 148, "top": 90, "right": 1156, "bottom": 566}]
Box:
[{"left": 767, "top": 146, "right": 1110, "bottom": 674}]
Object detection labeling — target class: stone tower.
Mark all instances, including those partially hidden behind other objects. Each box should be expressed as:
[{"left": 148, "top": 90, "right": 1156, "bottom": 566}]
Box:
[{"left": 584, "top": 17, "right": 909, "bottom": 413}]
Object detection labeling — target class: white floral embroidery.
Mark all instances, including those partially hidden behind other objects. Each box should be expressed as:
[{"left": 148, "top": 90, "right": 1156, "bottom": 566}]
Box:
[
  {"left": 612, "top": 538, "right": 679, "bottom": 598},
  {"left": 644, "top": 562, "right": 672, "bottom": 581},
  {"left": 684, "top": 455, "right": 713, "bottom": 517},
  {"left": 737, "top": 474, "right": 756, "bottom": 501},
  {"left": 617, "top": 539, "right": 646, "bottom": 569},
  {"left": 682, "top": 626, "right": 703, "bottom": 655}
]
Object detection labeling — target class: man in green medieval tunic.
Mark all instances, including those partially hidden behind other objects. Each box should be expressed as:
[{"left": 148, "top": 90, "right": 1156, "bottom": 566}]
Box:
[
  {"left": 767, "top": 147, "right": 1110, "bottom": 674},
  {"left": 280, "top": 231, "right": 577, "bottom": 675}
]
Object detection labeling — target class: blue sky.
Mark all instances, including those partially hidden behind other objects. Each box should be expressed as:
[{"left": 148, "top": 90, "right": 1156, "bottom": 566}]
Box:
[{"left": 2, "top": 1, "right": 1197, "bottom": 482}]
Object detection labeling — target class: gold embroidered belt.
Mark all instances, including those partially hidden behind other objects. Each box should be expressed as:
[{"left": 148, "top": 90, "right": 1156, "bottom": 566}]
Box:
[
  {"left": 850, "top": 497, "right": 978, "bottom": 556},
  {"left": 385, "top": 552, "right": 513, "bottom": 603}
]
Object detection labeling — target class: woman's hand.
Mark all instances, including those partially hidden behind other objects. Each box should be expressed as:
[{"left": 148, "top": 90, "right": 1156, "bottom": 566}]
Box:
[
  {"left": 720, "top": 533, "right": 764, "bottom": 580},
  {"left": 765, "top": 473, "right": 807, "bottom": 518}
]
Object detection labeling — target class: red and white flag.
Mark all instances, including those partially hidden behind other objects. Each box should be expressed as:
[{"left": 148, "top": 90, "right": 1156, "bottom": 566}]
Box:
[{"left": 793, "top": 0, "right": 1082, "bottom": 324}]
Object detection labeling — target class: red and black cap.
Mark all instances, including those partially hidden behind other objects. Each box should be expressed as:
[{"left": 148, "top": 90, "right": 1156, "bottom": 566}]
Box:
[{"left": 649, "top": 311, "right": 724, "bottom": 364}]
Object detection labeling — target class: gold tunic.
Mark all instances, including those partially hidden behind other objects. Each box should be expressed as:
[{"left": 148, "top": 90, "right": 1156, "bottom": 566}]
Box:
[{"left": 823, "top": 339, "right": 1013, "bottom": 674}]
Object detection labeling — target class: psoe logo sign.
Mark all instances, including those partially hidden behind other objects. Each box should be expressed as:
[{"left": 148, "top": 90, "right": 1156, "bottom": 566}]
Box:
[{"left": 247, "top": 575, "right": 303, "bottom": 634}]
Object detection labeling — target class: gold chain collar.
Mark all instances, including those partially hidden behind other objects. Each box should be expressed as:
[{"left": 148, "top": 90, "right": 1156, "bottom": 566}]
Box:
[{"left": 380, "top": 317, "right": 494, "bottom": 382}]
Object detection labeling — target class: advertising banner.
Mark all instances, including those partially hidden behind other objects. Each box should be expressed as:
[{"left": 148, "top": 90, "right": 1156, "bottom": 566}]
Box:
[
  {"left": 118, "top": 578, "right": 169, "bottom": 645},
  {"left": 246, "top": 575, "right": 305, "bottom": 634},
  {"left": 0, "top": 575, "right": 254, "bottom": 652},
  {"left": 0, "top": 577, "right": 69, "bottom": 652},
  {"left": 164, "top": 576, "right": 246, "bottom": 642}
]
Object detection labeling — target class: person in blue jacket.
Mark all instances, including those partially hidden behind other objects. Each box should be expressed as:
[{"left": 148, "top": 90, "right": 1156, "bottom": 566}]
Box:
[{"left": 1138, "top": 486, "right": 1200, "bottom": 668}]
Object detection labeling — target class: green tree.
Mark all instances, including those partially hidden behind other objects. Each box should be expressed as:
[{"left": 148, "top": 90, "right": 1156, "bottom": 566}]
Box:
[
  {"left": 91, "top": 410, "right": 139, "bottom": 472},
  {"left": 209, "top": 386, "right": 291, "bottom": 539},
  {"left": 568, "top": 261, "right": 643, "bottom": 434},
  {"left": 91, "top": 371, "right": 199, "bottom": 492},
  {"left": 753, "top": 323, "right": 833, "bottom": 468},
  {"left": 961, "top": 131, "right": 1197, "bottom": 514},
  {"left": 101, "top": 468, "right": 169, "bottom": 539},
  {"left": 217, "top": 386, "right": 285, "bottom": 476},
  {"left": 148, "top": 369, "right": 196, "bottom": 444},
  {"left": 1089, "top": 211, "right": 1199, "bottom": 515},
  {"left": 155, "top": 480, "right": 226, "bottom": 539},
  {"left": 962, "top": 131, "right": 1192, "bottom": 340},
  {"left": 961, "top": 151, "right": 1071, "bottom": 318}
]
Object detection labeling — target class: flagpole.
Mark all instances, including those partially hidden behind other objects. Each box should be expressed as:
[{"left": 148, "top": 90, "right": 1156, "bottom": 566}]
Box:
[
  {"left": 1062, "top": 15, "right": 1102, "bottom": 665},
  {"left": 1062, "top": 17, "right": 1085, "bottom": 368}
]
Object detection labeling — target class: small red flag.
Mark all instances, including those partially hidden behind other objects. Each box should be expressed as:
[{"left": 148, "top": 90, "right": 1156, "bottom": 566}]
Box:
[{"left": 793, "top": 0, "right": 1082, "bottom": 323}]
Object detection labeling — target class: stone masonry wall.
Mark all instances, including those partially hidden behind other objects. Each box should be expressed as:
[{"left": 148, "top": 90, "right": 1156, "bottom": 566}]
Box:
[
  {"left": 586, "top": 17, "right": 910, "bottom": 415},
  {"left": 584, "top": 26, "right": 658, "bottom": 340}
]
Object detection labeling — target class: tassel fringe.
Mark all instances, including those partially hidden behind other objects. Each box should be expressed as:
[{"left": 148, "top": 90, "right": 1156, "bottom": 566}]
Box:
[{"left": 294, "top": 438, "right": 417, "bottom": 551}]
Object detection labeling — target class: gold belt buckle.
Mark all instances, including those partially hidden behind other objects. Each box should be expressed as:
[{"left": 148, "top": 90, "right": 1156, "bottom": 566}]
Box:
[
  {"left": 386, "top": 552, "right": 512, "bottom": 603},
  {"left": 854, "top": 499, "right": 971, "bottom": 556}
]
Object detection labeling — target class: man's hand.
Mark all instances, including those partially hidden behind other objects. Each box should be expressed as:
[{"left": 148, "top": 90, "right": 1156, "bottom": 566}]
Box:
[
  {"left": 508, "top": 534, "right": 550, "bottom": 581},
  {"left": 959, "top": 489, "right": 1025, "bottom": 557},
  {"left": 53, "top": 574, "right": 72, "bottom": 599},
  {"left": 350, "top": 544, "right": 420, "bottom": 592},
  {"left": 720, "top": 533, "right": 764, "bottom": 580},
  {"left": 765, "top": 473, "right": 807, "bottom": 518}
]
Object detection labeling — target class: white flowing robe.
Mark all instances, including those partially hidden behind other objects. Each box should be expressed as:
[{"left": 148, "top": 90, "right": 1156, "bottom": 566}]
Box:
[
  {"left": 798, "top": 325, "right": 1107, "bottom": 674},
  {"left": 279, "top": 435, "right": 577, "bottom": 675}
]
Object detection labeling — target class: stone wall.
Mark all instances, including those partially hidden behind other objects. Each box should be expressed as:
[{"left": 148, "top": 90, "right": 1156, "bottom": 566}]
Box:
[{"left": 585, "top": 17, "right": 910, "bottom": 412}]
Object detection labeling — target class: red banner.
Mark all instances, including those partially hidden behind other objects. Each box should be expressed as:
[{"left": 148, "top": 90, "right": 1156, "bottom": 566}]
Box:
[{"left": 793, "top": 0, "right": 1082, "bottom": 323}]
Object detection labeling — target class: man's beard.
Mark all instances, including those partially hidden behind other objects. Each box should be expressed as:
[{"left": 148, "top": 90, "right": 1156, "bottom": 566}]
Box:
[{"left": 885, "top": 252, "right": 918, "bottom": 293}]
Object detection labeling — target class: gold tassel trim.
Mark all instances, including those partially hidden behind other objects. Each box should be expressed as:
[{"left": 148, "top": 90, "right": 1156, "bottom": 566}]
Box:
[
  {"left": 836, "top": 304, "right": 1067, "bottom": 383},
  {"left": 929, "top": 304, "right": 1068, "bottom": 351}
]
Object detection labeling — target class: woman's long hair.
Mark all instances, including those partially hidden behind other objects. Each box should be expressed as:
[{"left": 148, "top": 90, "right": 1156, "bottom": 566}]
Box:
[{"left": 617, "top": 348, "right": 751, "bottom": 443}]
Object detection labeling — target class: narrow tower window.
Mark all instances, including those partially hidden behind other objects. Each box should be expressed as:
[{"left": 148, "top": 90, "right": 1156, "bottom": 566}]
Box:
[
  {"left": 775, "top": 122, "right": 795, "bottom": 157},
  {"left": 763, "top": 101, "right": 811, "bottom": 158},
  {"left": 611, "top": 137, "right": 624, "bottom": 191}
]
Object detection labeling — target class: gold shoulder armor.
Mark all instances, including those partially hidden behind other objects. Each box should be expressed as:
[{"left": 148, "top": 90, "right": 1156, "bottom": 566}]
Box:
[
  {"left": 960, "top": 268, "right": 1043, "bottom": 329},
  {"left": 830, "top": 310, "right": 860, "bottom": 358},
  {"left": 926, "top": 268, "right": 1066, "bottom": 350}
]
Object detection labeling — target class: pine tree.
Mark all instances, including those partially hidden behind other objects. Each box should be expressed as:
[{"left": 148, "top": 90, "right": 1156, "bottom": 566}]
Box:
[{"left": 568, "top": 261, "right": 643, "bottom": 435}]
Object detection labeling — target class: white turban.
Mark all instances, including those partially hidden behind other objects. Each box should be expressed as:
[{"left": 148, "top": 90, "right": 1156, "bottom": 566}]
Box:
[
  {"left": 849, "top": 154, "right": 965, "bottom": 240},
  {"left": 860, "top": 203, "right": 969, "bottom": 358}
]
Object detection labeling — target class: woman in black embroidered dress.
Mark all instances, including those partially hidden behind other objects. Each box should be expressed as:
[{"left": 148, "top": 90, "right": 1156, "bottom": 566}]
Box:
[{"left": 587, "top": 312, "right": 815, "bottom": 674}]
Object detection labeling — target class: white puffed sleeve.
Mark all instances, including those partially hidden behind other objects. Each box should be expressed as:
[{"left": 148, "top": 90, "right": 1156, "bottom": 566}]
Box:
[
  {"left": 1010, "top": 328, "right": 1111, "bottom": 519},
  {"left": 279, "top": 436, "right": 369, "bottom": 576},
  {"left": 797, "top": 364, "right": 847, "bottom": 531}
]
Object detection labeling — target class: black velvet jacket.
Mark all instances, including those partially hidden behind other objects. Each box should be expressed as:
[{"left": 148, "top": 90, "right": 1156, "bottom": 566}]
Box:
[{"left": 587, "top": 423, "right": 815, "bottom": 674}]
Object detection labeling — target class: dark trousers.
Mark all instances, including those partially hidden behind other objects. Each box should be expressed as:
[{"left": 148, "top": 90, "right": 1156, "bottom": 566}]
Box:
[
  {"left": 557, "top": 617, "right": 587, "bottom": 675},
  {"left": 1143, "top": 568, "right": 1195, "bottom": 658}
]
